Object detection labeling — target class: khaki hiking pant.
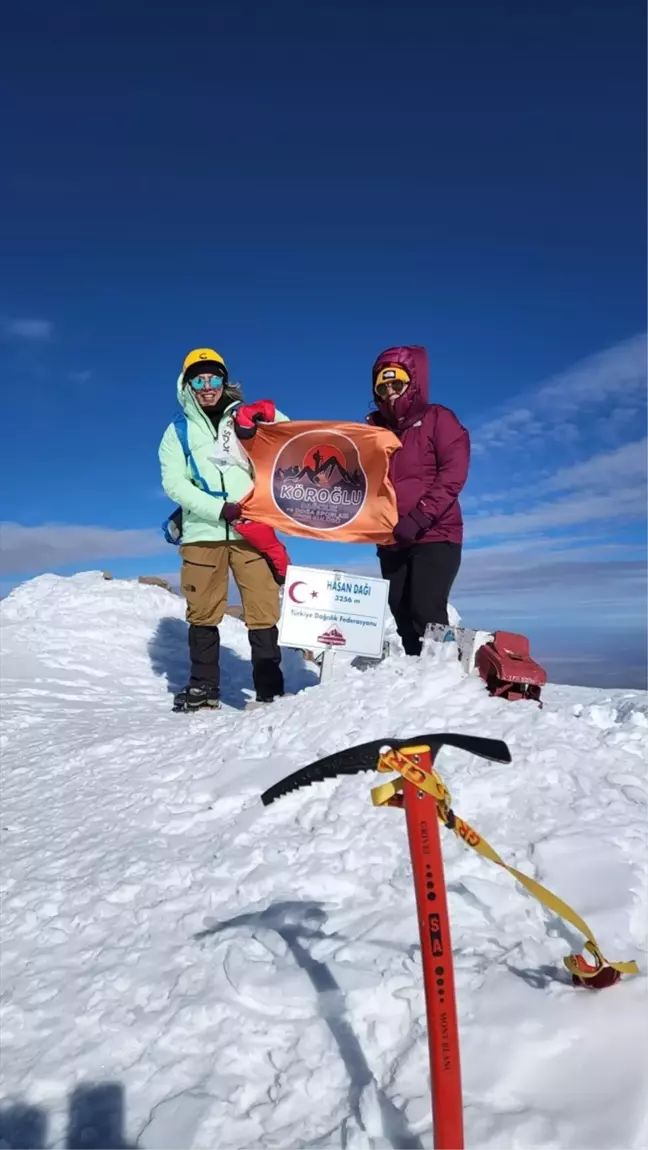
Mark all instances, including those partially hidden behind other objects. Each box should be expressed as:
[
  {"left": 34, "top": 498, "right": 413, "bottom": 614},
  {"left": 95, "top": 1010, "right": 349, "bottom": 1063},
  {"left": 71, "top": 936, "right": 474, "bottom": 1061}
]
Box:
[{"left": 180, "top": 542, "right": 280, "bottom": 629}]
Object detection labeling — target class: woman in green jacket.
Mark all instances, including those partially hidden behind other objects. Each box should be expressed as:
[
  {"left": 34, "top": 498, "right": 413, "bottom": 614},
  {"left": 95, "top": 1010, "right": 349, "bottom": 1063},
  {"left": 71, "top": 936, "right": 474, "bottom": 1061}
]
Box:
[{"left": 159, "top": 347, "right": 289, "bottom": 712}]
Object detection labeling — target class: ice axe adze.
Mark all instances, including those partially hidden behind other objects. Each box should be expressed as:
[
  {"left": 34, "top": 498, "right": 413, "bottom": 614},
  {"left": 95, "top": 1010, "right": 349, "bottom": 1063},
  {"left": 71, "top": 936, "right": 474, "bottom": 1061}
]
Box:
[{"left": 261, "top": 732, "right": 510, "bottom": 805}]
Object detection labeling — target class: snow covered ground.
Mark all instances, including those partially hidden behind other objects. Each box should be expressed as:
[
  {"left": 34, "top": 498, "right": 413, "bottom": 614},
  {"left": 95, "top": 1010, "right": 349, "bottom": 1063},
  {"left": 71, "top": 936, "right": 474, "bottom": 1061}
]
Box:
[{"left": 1, "top": 572, "right": 646, "bottom": 1150}]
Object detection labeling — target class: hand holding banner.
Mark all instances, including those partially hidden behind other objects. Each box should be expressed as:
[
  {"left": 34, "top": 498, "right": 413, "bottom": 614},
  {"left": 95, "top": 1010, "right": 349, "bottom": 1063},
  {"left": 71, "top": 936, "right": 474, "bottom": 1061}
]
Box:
[{"left": 239, "top": 420, "right": 401, "bottom": 544}]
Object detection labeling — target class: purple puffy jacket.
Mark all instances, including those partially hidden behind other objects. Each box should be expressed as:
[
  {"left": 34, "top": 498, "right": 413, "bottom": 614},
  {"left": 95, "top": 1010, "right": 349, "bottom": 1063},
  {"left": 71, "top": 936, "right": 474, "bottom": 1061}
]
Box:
[{"left": 367, "top": 345, "right": 470, "bottom": 547}]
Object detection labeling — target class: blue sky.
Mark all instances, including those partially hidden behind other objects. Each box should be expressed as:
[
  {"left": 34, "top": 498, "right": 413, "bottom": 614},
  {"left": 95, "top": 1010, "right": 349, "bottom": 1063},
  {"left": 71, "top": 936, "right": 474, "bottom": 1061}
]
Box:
[{"left": 1, "top": 0, "right": 646, "bottom": 686}]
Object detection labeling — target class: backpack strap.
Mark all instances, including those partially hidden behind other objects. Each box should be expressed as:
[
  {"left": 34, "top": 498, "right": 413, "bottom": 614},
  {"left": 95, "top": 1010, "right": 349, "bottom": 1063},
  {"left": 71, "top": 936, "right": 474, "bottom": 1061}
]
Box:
[
  {"left": 172, "top": 411, "right": 190, "bottom": 457},
  {"left": 172, "top": 413, "right": 228, "bottom": 499}
]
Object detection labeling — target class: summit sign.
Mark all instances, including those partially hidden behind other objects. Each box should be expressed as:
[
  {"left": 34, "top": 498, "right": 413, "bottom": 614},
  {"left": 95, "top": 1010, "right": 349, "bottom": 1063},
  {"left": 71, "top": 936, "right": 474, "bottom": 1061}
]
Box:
[{"left": 279, "top": 564, "right": 389, "bottom": 659}]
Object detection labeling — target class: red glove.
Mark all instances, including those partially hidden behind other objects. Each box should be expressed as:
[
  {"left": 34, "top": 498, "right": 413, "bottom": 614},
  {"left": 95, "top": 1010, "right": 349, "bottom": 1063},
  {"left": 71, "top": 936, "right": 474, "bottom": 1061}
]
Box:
[
  {"left": 234, "top": 400, "right": 276, "bottom": 439},
  {"left": 234, "top": 521, "right": 289, "bottom": 584}
]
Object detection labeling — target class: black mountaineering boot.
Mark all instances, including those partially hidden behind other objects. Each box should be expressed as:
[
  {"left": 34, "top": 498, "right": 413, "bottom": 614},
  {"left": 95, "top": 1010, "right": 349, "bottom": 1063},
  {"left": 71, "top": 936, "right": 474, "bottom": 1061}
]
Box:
[
  {"left": 172, "top": 684, "right": 221, "bottom": 712},
  {"left": 172, "top": 624, "right": 222, "bottom": 710}
]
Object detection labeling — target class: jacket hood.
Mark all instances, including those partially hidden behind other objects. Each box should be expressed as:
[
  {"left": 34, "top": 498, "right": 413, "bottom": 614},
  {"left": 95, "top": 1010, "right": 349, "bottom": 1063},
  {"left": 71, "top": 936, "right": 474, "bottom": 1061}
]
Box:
[{"left": 370, "top": 346, "right": 430, "bottom": 429}]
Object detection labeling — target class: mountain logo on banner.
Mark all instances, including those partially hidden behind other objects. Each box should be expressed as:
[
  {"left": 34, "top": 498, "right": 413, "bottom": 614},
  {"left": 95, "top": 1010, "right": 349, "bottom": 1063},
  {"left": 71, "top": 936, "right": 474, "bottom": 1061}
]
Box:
[{"left": 271, "top": 430, "right": 367, "bottom": 530}]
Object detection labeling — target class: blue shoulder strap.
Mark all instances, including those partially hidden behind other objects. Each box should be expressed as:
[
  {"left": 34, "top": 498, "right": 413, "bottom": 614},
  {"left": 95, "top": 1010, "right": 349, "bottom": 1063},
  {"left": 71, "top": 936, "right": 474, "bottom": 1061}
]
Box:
[
  {"left": 172, "top": 412, "right": 190, "bottom": 457},
  {"left": 172, "top": 413, "right": 227, "bottom": 499}
]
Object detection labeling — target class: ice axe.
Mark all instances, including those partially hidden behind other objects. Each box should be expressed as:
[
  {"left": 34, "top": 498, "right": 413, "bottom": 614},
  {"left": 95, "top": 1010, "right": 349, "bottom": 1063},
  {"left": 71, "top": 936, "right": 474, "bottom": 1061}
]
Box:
[
  {"left": 263, "top": 732, "right": 511, "bottom": 1150},
  {"left": 262, "top": 730, "right": 638, "bottom": 1150}
]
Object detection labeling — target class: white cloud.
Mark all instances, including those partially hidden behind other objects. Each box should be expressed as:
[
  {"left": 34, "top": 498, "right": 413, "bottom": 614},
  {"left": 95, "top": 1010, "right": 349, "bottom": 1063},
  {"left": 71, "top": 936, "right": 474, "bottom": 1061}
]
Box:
[
  {"left": 530, "top": 333, "right": 646, "bottom": 411},
  {"left": 454, "top": 538, "right": 647, "bottom": 658},
  {"left": 468, "top": 485, "right": 645, "bottom": 539},
  {"left": 541, "top": 438, "right": 647, "bottom": 493},
  {"left": 458, "top": 538, "right": 645, "bottom": 593},
  {"left": 0, "top": 523, "right": 168, "bottom": 576},
  {"left": 2, "top": 317, "right": 54, "bottom": 341},
  {"left": 466, "top": 339, "right": 647, "bottom": 543},
  {"left": 473, "top": 333, "right": 647, "bottom": 452},
  {"left": 338, "top": 540, "right": 646, "bottom": 635}
]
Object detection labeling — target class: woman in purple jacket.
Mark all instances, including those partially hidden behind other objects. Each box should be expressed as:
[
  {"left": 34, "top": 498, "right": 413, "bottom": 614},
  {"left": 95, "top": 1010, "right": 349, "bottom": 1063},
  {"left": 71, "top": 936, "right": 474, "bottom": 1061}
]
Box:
[{"left": 367, "top": 345, "right": 470, "bottom": 656}]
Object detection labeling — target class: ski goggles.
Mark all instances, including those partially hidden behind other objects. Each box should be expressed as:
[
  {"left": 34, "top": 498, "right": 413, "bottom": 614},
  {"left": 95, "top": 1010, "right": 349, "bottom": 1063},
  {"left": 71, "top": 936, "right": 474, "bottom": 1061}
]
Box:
[
  {"left": 188, "top": 372, "right": 226, "bottom": 391},
  {"left": 374, "top": 365, "right": 411, "bottom": 399}
]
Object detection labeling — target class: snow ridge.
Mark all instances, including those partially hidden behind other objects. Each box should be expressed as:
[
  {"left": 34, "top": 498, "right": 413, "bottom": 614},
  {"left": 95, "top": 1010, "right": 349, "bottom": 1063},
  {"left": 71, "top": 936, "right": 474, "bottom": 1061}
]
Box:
[{"left": 1, "top": 572, "right": 646, "bottom": 1149}]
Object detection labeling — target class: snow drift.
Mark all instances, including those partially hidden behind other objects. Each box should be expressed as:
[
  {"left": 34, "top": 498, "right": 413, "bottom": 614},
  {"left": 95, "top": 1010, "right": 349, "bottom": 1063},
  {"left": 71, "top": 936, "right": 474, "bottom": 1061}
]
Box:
[{"left": 1, "top": 572, "right": 646, "bottom": 1149}]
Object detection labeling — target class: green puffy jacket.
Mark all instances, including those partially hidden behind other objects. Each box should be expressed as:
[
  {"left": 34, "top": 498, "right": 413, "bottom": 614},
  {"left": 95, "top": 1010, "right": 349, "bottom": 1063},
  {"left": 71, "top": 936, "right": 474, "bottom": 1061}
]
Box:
[{"left": 159, "top": 374, "right": 289, "bottom": 545}]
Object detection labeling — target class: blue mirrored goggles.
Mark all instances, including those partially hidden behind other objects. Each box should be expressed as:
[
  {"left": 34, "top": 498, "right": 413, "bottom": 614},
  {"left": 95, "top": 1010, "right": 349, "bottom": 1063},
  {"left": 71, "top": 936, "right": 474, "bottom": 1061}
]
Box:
[{"left": 188, "top": 373, "right": 226, "bottom": 391}]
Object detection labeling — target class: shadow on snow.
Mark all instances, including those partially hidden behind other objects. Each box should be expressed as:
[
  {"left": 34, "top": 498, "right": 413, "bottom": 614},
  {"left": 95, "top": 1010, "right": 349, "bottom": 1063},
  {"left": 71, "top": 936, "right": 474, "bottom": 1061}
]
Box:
[
  {"left": 148, "top": 615, "right": 318, "bottom": 709},
  {"left": 195, "top": 899, "right": 423, "bottom": 1150},
  {"left": 0, "top": 1082, "right": 135, "bottom": 1149}
]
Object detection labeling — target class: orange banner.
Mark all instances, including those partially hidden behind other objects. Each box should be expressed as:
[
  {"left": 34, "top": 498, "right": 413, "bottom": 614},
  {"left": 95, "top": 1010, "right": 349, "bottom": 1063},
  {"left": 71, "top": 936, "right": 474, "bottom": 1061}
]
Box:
[{"left": 240, "top": 420, "right": 401, "bottom": 543}]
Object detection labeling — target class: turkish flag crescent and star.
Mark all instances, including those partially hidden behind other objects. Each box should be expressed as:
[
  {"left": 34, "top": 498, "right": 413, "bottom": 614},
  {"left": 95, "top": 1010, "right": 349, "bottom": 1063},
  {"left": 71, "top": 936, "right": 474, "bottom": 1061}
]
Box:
[{"left": 239, "top": 420, "right": 401, "bottom": 544}]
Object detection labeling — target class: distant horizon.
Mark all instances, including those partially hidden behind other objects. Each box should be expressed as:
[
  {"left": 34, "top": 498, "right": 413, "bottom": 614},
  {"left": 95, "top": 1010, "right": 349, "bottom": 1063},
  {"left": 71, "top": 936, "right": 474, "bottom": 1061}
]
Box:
[{"left": 2, "top": 566, "right": 645, "bottom": 692}]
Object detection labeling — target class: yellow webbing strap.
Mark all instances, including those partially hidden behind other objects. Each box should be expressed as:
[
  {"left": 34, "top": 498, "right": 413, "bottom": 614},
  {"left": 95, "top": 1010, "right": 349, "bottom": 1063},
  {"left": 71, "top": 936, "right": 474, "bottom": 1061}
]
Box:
[{"left": 372, "top": 746, "right": 639, "bottom": 982}]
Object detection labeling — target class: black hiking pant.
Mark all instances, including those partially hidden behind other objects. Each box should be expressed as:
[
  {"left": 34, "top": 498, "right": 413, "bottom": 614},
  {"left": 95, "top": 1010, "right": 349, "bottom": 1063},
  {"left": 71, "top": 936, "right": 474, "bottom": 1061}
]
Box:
[
  {"left": 189, "top": 624, "right": 284, "bottom": 701},
  {"left": 379, "top": 541, "right": 462, "bottom": 657}
]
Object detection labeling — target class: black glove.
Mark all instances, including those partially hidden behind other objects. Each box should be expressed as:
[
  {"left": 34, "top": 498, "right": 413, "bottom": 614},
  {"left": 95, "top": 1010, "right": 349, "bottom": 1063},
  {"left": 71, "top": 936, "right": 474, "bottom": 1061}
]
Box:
[
  {"left": 222, "top": 502, "right": 242, "bottom": 523},
  {"left": 392, "top": 506, "right": 430, "bottom": 546}
]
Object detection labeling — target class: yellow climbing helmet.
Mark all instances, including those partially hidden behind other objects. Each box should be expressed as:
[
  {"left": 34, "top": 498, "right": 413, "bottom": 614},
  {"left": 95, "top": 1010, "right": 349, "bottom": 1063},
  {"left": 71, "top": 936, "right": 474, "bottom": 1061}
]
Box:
[{"left": 182, "top": 347, "right": 228, "bottom": 379}]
